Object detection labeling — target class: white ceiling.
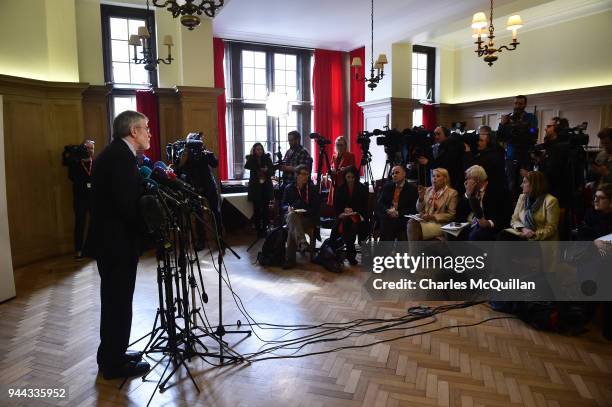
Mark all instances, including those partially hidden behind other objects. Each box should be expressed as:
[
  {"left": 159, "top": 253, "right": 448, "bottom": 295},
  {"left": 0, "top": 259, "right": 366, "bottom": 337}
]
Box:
[{"left": 211, "top": 0, "right": 611, "bottom": 50}]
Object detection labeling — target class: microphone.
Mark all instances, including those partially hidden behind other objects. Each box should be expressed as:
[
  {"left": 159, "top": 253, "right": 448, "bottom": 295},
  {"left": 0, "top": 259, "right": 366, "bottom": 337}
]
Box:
[
  {"left": 139, "top": 165, "right": 153, "bottom": 179},
  {"left": 151, "top": 167, "right": 203, "bottom": 200}
]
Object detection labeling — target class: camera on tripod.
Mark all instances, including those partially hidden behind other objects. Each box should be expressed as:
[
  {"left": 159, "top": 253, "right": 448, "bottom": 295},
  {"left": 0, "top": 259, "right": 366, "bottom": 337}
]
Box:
[
  {"left": 309, "top": 132, "right": 332, "bottom": 147},
  {"left": 498, "top": 115, "right": 538, "bottom": 146},
  {"left": 166, "top": 132, "right": 211, "bottom": 167},
  {"left": 62, "top": 144, "right": 89, "bottom": 165},
  {"left": 561, "top": 122, "right": 589, "bottom": 147}
]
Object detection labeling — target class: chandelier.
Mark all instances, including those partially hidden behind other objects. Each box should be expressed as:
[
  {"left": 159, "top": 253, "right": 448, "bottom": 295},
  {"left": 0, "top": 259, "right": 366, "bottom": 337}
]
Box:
[
  {"left": 128, "top": 0, "right": 174, "bottom": 71},
  {"left": 350, "top": 0, "right": 387, "bottom": 91},
  {"left": 152, "top": 0, "right": 225, "bottom": 30},
  {"left": 471, "top": 0, "right": 523, "bottom": 66}
]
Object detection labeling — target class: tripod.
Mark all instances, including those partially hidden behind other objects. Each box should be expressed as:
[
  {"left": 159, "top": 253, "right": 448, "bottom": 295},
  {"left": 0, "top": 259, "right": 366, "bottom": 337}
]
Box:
[
  {"left": 130, "top": 191, "right": 246, "bottom": 406},
  {"left": 316, "top": 140, "right": 333, "bottom": 189}
]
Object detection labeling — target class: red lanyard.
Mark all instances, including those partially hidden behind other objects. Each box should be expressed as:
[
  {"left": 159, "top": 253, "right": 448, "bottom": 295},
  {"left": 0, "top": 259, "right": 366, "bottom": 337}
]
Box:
[
  {"left": 81, "top": 159, "right": 92, "bottom": 176},
  {"left": 297, "top": 183, "right": 309, "bottom": 204}
]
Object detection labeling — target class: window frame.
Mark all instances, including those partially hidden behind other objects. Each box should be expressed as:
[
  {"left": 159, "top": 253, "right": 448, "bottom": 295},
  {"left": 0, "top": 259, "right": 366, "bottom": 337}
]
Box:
[
  {"left": 101, "top": 4, "right": 157, "bottom": 132},
  {"left": 412, "top": 45, "right": 436, "bottom": 102},
  {"left": 225, "top": 41, "right": 313, "bottom": 179}
]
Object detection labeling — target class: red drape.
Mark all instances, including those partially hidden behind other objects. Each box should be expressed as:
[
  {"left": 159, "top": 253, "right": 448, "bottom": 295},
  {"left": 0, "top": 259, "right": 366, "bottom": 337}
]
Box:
[
  {"left": 422, "top": 103, "right": 437, "bottom": 132},
  {"left": 313, "top": 49, "right": 345, "bottom": 174},
  {"left": 349, "top": 47, "right": 365, "bottom": 169},
  {"left": 213, "top": 37, "right": 228, "bottom": 180},
  {"left": 135, "top": 90, "right": 161, "bottom": 163}
]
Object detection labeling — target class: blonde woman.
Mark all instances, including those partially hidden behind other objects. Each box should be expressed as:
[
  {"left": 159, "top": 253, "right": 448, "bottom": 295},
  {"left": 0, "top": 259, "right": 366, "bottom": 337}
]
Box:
[
  {"left": 408, "top": 168, "right": 458, "bottom": 241},
  {"left": 499, "top": 171, "right": 560, "bottom": 241}
]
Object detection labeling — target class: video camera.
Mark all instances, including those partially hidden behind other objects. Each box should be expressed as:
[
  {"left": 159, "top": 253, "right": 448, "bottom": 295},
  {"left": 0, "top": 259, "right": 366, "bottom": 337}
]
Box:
[
  {"left": 166, "top": 132, "right": 212, "bottom": 167},
  {"left": 62, "top": 144, "right": 89, "bottom": 166},
  {"left": 309, "top": 132, "right": 332, "bottom": 148},
  {"left": 561, "top": 122, "right": 589, "bottom": 147},
  {"left": 497, "top": 113, "right": 538, "bottom": 147}
]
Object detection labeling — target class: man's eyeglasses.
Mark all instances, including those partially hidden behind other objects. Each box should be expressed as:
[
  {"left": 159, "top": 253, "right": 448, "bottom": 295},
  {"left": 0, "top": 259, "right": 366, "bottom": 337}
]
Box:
[
  {"left": 594, "top": 194, "right": 610, "bottom": 201},
  {"left": 135, "top": 126, "right": 151, "bottom": 133}
]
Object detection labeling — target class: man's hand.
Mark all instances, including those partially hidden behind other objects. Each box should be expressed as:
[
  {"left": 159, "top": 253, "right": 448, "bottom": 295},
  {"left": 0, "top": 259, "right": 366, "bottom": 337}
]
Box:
[
  {"left": 501, "top": 114, "right": 510, "bottom": 125},
  {"left": 465, "top": 179, "right": 477, "bottom": 196},
  {"left": 477, "top": 218, "right": 490, "bottom": 228},
  {"left": 521, "top": 228, "right": 535, "bottom": 239},
  {"left": 287, "top": 206, "right": 294, "bottom": 214},
  {"left": 387, "top": 208, "right": 399, "bottom": 218}
]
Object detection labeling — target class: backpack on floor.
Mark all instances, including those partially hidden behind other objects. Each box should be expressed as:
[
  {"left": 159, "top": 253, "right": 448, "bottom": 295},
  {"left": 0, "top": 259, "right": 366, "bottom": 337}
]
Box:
[
  {"left": 257, "top": 226, "right": 287, "bottom": 267},
  {"left": 490, "top": 301, "right": 593, "bottom": 334},
  {"left": 313, "top": 237, "right": 345, "bottom": 273}
]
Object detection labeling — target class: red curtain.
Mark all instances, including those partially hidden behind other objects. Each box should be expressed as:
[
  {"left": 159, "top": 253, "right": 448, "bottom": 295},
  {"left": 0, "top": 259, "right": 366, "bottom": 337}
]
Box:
[
  {"left": 135, "top": 90, "right": 161, "bottom": 163},
  {"left": 313, "top": 49, "right": 345, "bottom": 174},
  {"left": 213, "top": 37, "right": 228, "bottom": 180},
  {"left": 422, "top": 103, "right": 437, "bottom": 132},
  {"left": 349, "top": 47, "right": 365, "bottom": 168}
]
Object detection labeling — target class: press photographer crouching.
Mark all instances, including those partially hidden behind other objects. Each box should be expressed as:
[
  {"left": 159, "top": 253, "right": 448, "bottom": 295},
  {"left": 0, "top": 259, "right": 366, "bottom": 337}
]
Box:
[
  {"left": 175, "top": 132, "right": 222, "bottom": 249},
  {"left": 62, "top": 139, "right": 95, "bottom": 259},
  {"left": 281, "top": 165, "right": 321, "bottom": 269}
]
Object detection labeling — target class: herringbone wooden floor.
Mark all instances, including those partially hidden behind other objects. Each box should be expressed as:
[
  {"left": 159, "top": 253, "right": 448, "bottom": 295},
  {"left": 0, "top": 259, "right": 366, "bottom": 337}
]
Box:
[{"left": 1, "top": 235, "right": 611, "bottom": 407}]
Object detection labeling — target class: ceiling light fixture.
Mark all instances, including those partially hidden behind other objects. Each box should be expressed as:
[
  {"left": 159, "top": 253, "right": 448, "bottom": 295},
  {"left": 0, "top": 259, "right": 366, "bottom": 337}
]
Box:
[
  {"left": 350, "top": 0, "right": 387, "bottom": 91},
  {"left": 152, "top": 0, "right": 225, "bottom": 30},
  {"left": 471, "top": 0, "right": 523, "bottom": 66},
  {"left": 128, "top": 0, "right": 174, "bottom": 71}
]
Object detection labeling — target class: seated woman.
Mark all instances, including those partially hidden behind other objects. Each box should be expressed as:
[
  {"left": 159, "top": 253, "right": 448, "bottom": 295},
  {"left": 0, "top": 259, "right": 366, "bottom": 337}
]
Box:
[
  {"left": 408, "top": 168, "right": 458, "bottom": 241},
  {"left": 498, "top": 171, "right": 560, "bottom": 241},
  {"left": 330, "top": 166, "right": 368, "bottom": 265}
]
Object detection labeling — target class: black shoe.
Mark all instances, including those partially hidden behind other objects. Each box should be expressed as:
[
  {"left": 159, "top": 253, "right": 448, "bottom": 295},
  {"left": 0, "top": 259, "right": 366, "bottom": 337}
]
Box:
[
  {"left": 124, "top": 350, "right": 143, "bottom": 363},
  {"left": 102, "top": 360, "right": 150, "bottom": 380}
]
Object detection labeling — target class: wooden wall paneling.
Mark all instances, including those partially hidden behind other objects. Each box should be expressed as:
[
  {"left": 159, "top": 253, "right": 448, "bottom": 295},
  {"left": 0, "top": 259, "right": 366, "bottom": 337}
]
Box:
[
  {"left": 157, "top": 88, "right": 181, "bottom": 159},
  {"left": 176, "top": 86, "right": 222, "bottom": 177},
  {"left": 82, "top": 85, "right": 110, "bottom": 150},
  {"left": 389, "top": 98, "right": 419, "bottom": 130},
  {"left": 0, "top": 75, "right": 87, "bottom": 267},
  {"left": 486, "top": 113, "right": 499, "bottom": 128}
]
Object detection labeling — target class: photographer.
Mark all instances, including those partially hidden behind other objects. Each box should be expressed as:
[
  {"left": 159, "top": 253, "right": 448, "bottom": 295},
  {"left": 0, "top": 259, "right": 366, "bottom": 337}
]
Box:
[
  {"left": 497, "top": 95, "right": 539, "bottom": 196},
  {"left": 417, "top": 126, "right": 465, "bottom": 194},
  {"left": 177, "top": 133, "right": 222, "bottom": 247},
  {"left": 592, "top": 128, "right": 612, "bottom": 187},
  {"left": 471, "top": 125, "right": 506, "bottom": 190},
  {"left": 62, "top": 139, "right": 95, "bottom": 259},
  {"left": 245, "top": 142, "right": 274, "bottom": 237},
  {"left": 536, "top": 117, "right": 572, "bottom": 209},
  {"left": 281, "top": 131, "right": 312, "bottom": 186}
]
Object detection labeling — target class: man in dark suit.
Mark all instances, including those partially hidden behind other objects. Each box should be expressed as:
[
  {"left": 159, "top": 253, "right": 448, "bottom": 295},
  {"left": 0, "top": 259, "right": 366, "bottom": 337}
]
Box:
[
  {"left": 85, "top": 110, "right": 151, "bottom": 380},
  {"left": 472, "top": 125, "right": 506, "bottom": 190},
  {"left": 456, "top": 165, "right": 510, "bottom": 240},
  {"left": 376, "top": 165, "right": 418, "bottom": 241},
  {"left": 418, "top": 126, "right": 466, "bottom": 194}
]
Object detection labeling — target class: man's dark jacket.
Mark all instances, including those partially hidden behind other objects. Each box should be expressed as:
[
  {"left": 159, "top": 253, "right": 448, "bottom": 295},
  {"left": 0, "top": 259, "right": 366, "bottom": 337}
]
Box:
[
  {"left": 375, "top": 181, "right": 418, "bottom": 219},
  {"left": 84, "top": 138, "right": 143, "bottom": 261},
  {"left": 281, "top": 181, "right": 321, "bottom": 220},
  {"left": 456, "top": 185, "right": 511, "bottom": 232}
]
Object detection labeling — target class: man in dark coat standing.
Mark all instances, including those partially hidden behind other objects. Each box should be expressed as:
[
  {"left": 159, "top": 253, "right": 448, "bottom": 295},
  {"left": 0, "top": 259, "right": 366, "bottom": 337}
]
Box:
[{"left": 85, "top": 110, "right": 151, "bottom": 380}]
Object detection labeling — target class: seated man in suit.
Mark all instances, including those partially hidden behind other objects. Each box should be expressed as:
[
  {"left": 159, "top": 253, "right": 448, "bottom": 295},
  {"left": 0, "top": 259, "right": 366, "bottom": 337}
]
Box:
[
  {"left": 281, "top": 164, "right": 321, "bottom": 269},
  {"left": 456, "top": 165, "right": 510, "bottom": 241},
  {"left": 376, "top": 165, "right": 418, "bottom": 241}
]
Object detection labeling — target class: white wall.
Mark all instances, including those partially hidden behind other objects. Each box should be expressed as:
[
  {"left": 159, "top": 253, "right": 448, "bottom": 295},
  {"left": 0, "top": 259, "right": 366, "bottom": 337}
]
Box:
[
  {"left": 0, "top": 95, "right": 16, "bottom": 302},
  {"left": 441, "top": 10, "right": 612, "bottom": 103}
]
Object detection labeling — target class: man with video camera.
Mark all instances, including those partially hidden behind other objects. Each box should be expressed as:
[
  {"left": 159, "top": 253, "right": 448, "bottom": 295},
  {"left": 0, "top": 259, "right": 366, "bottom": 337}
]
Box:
[
  {"left": 176, "top": 132, "right": 222, "bottom": 248},
  {"left": 62, "top": 139, "right": 95, "bottom": 259},
  {"left": 497, "top": 95, "right": 539, "bottom": 196}
]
